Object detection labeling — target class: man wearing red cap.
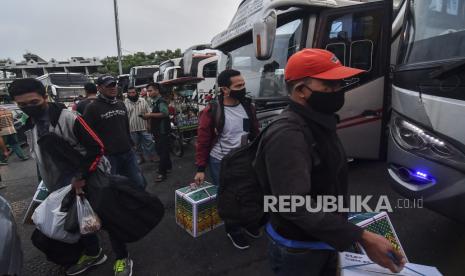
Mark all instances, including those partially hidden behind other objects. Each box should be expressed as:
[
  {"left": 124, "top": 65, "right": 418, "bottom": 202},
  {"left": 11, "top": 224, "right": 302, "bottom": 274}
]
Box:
[{"left": 254, "top": 49, "right": 406, "bottom": 275}]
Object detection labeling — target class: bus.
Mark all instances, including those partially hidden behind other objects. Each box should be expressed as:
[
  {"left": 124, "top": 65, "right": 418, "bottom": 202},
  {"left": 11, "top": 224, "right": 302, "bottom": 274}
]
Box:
[
  {"left": 36, "top": 73, "right": 90, "bottom": 107},
  {"left": 211, "top": 0, "right": 403, "bottom": 160},
  {"left": 129, "top": 65, "right": 159, "bottom": 90},
  {"left": 156, "top": 58, "right": 182, "bottom": 82},
  {"left": 387, "top": 0, "right": 465, "bottom": 223}
]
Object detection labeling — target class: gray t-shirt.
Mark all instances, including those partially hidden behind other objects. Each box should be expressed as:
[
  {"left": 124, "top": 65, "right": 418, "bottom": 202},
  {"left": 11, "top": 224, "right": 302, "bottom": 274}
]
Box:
[{"left": 210, "top": 103, "right": 249, "bottom": 161}]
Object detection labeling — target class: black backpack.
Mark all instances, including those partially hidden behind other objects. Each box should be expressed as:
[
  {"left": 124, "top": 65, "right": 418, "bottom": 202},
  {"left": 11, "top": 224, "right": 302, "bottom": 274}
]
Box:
[{"left": 217, "top": 112, "right": 315, "bottom": 226}]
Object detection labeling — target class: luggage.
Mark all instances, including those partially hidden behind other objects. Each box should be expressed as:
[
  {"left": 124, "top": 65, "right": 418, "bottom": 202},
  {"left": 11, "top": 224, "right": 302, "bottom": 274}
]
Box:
[
  {"left": 85, "top": 171, "right": 165, "bottom": 243},
  {"left": 32, "top": 185, "right": 80, "bottom": 244}
]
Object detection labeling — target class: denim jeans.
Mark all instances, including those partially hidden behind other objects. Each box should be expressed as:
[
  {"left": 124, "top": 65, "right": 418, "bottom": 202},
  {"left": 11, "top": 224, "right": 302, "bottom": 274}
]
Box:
[
  {"left": 107, "top": 150, "right": 147, "bottom": 190},
  {"left": 130, "top": 131, "right": 156, "bottom": 160},
  {"left": 268, "top": 238, "right": 338, "bottom": 276}
]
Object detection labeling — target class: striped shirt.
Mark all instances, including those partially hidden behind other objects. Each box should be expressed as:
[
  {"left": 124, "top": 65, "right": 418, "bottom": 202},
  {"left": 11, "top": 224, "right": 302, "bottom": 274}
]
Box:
[
  {"left": 0, "top": 109, "right": 16, "bottom": 136},
  {"left": 124, "top": 98, "right": 151, "bottom": 132}
]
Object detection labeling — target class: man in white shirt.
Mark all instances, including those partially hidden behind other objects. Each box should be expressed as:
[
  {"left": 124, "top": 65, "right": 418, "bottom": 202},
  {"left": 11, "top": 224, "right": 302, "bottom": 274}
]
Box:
[{"left": 124, "top": 87, "right": 157, "bottom": 164}]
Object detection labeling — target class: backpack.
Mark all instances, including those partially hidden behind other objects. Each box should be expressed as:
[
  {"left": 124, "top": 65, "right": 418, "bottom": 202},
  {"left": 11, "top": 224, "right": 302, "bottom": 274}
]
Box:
[{"left": 217, "top": 111, "right": 316, "bottom": 226}]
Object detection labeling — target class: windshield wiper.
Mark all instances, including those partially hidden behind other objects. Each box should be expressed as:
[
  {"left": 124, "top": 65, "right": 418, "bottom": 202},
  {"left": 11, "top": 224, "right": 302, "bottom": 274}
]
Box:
[{"left": 429, "top": 58, "right": 465, "bottom": 80}]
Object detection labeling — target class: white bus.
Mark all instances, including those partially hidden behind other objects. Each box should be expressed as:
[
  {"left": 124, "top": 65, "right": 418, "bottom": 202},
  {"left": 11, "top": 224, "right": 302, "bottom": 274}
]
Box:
[
  {"left": 211, "top": 0, "right": 404, "bottom": 160},
  {"left": 129, "top": 65, "right": 159, "bottom": 90},
  {"left": 36, "top": 73, "right": 90, "bottom": 107},
  {"left": 387, "top": 0, "right": 465, "bottom": 223}
]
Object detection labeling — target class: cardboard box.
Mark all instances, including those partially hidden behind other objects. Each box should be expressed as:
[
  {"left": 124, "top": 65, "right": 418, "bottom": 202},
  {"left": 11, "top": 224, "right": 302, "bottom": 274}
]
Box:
[
  {"left": 175, "top": 183, "right": 222, "bottom": 237},
  {"left": 348, "top": 212, "right": 408, "bottom": 261},
  {"left": 339, "top": 252, "right": 443, "bottom": 275}
]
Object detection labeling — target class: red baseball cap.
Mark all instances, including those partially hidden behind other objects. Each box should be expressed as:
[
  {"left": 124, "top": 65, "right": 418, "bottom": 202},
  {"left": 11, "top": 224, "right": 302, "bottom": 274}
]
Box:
[{"left": 285, "top": 48, "right": 365, "bottom": 81}]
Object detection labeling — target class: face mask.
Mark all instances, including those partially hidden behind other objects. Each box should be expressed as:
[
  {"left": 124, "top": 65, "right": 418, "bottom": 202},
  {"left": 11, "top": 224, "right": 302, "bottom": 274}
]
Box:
[
  {"left": 305, "top": 86, "right": 345, "bottom": 114},
  {"left": 21, "top": 104, "right": 47, "bottom": 118},
  {"left": 229, "top": 88, "right": 246, "bottom": 101},
  {"left": 128, "top": 95, "right": 139, "bottom": 102}
]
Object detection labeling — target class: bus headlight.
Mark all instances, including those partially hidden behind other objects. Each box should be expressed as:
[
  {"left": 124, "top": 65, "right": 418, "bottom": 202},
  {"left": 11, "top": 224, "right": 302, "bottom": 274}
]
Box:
[{"left": 391, "top": 114, "right": 465, "bottom": 172}]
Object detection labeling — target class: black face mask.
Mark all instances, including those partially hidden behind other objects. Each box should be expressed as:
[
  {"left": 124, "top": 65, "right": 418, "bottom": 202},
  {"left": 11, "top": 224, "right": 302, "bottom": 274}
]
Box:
[
  {"left": 229, "top": 88, "right": 246, "bottom": 101},
  {"left": 21, "top": 104, "right": 47, "bottom": 118},
  {"left": 128, "top": 95, "right": 139, "bottom": 102},
  {"left": 305, "top": 86, "right": 345, "bottom": 114}
]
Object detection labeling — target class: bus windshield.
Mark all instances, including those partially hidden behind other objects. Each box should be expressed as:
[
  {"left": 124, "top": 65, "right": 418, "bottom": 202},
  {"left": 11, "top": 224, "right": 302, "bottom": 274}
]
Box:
[
  {"left": 227, "top": 19, "right": 303, "bottom": 99},
  {"left": 400, "top": 0, "right": 465, "bottom": 65},
  {"left": 49, "top": 74, "right": 89, "bottom": 87},
  {"left": 134, "top": 68, "right": 158, "bottom": 86}
]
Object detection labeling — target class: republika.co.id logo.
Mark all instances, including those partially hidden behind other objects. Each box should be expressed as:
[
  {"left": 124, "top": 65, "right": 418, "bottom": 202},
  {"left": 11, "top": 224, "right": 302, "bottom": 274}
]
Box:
[{"left": 263, "top": 195, "right": 423, "bottom": 213}]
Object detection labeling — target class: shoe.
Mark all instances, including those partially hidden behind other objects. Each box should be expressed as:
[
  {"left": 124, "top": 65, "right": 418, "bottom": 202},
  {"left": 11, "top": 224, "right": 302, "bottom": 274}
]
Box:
[
  {"left": 244, "top": 226, "right": 262, "bottom": 239},
  {"left": 155, "top": 174, "right": 167, "bottom": 183},
  {"left": 227, "top": 232, "right": 250, "bottom": 250},
  {"left": 0, "top": 184, "right": 6, "bottom": 189},
  {"left": 66, "top": 248, "right": 107, "bottom": 275},
  {"left": 137, "top": 159, "right": 145, "bottom": 165},
  {"left": 20, "top": 156, "right": 30, "bottom": 161},
  {"left": 156, "top": 169, "right": 171, "bottom": 174},
  {"left": 0, "top": 161, "right": 8, "bottom": 166},
  {"left": 114, "top": 258, "right": 133, "bottom": 276}
]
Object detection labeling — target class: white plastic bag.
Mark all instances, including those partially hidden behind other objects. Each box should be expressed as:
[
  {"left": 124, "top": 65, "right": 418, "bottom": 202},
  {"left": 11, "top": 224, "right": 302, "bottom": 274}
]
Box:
[
  {"left": 32, "top": 185, "right": 80, "bottom": 244},
  {"left": 76, "top": 194, "right": 101, "bottom": 235}
]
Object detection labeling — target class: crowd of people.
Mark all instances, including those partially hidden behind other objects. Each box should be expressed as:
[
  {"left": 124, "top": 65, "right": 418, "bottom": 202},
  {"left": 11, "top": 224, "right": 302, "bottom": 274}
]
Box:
[{"left": 6, "top": 48, "right": 406, "bottom": 276}]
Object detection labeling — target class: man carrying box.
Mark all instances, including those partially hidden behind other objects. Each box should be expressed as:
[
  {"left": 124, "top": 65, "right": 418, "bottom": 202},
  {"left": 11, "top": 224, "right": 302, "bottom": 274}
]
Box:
[{"left": 255, "top": 49, "right": 406, "bottom": 275}]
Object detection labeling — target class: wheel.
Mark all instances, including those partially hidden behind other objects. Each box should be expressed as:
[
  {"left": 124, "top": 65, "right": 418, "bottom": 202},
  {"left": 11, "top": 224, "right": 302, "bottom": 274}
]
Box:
[{"left": 170, "top": 133, "right": 184, "bottom": 157}]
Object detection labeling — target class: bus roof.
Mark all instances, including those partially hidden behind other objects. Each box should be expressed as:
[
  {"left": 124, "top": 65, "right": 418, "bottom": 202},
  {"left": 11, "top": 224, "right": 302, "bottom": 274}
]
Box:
[{"left": 211, "top": 0, "right": 367, "bottom": 48}]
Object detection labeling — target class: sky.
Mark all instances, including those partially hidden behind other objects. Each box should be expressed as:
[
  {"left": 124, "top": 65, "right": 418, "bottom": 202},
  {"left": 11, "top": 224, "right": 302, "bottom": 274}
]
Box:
[{"left": 0, "top": 0, "right": 241, "bottom": 61}]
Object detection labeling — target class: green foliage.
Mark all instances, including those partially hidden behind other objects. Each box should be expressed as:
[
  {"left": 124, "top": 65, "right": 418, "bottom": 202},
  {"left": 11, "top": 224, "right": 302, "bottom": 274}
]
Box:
[{"left": 101, "top": 49, "right": 182, "bottom": 75}]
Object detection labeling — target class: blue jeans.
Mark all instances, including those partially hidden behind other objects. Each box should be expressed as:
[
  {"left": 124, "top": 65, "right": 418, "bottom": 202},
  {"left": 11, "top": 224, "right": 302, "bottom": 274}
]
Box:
[
  {"left": 268, "top": 238, "right": 338, "bottom": 276},
  {"left": 130, "top": 131, "right": 156, "bottom": 160},
  {"left": 107, "top": 150, "right": 147, "bottom": 190},
  {"left": 208, "top": 156, "right": 221, "bottom": 186}
]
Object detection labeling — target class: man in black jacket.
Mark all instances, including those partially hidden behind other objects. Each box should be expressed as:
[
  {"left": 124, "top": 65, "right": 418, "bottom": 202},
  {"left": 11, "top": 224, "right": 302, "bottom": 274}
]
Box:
[
  {"left": 256, "top": 49, "right": 406, "bottom": 275},
  {"left": 84, "top": 75, "right": 146, "bottom": 190}
]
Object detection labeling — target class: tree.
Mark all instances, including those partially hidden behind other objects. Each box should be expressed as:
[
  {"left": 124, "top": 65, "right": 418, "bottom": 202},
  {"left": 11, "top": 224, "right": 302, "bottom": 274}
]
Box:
[{"left": 101, "top": 49, "right": 182, "bottom": 75}]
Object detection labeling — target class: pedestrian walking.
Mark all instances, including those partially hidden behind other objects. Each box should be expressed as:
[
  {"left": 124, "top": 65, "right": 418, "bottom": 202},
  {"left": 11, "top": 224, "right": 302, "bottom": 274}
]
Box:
[
  {"left": 143, "top": 83, "right": 172, "bottom": 182},
  {"left": 75, "top": 83, "right": 98, "bottom": 115},
  {"left": 255, "top": 49, "right": 406, "bottom": 275},
  {"left": 194, "top": 69, "right": 260, "bottom": 250},
  {"left": 83, "top": 75, "right": 147, "bottom": 190},
  {"left": 0, "top": 107, "right": 29, "bottom": 164},
  {"left": 124, "top": 87, "right": 157, "bottom": 164}
]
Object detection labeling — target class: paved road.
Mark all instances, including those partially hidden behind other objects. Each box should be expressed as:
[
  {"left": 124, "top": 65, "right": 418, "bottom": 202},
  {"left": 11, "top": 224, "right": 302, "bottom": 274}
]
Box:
[{"left": 1, "top": 145, "right": 464, "bottom": 276}]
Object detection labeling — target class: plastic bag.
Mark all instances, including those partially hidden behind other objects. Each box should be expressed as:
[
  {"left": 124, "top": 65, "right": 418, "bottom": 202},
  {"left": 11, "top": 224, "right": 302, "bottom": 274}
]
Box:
[
  {"left": 32, "top": 185, "right": 80, "bottom": 244},
  {"left": 76, "top": 194, "right": 101, "bottom": 234}
]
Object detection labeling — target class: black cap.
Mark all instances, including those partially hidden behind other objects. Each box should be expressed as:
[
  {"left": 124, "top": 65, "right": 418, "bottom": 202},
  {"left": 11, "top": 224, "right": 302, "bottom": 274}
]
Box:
[{"left": 96, "top": 75, "right": 116, "bottom": 86}]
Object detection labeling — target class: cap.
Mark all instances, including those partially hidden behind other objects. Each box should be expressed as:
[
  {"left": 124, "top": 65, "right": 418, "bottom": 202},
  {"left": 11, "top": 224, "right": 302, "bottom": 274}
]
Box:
[
  {"left": 285, "top": 48, "right": 365, "bottom": 81},
  {"left": 96, "top": 75, "right": 116, "bottom": 86}
]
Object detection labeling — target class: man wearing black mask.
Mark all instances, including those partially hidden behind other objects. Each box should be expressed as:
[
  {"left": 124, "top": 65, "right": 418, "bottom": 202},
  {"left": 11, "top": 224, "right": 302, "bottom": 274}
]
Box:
[
  {"left": 255, "top": 49, "right": 406, "bottom": 275},
  {"left": 124, "top": 87, "right": 156, "bottom": 164},
  {"left": 194, "top": 69, "right": 260, "bottom": 250},
  {"left": 8, "top": 78, "right": 111, "bottom": 275}
]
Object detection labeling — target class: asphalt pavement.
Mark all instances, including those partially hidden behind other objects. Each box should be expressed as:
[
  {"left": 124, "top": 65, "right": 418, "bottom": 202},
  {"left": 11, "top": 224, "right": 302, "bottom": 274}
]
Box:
[{"left": 1, "top": 144, "right": 464, "bottom": 276}]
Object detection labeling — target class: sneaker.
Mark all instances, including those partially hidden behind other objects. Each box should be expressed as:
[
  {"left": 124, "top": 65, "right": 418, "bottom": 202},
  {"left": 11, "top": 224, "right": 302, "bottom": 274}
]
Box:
[
  {"left": 114, "top": 258, "right": 133, "bottom": 276},
  {"left": 66, "top": 248, "right": 107, "bottom": 275},
  {"left": 244, "top": 226, "right": 262, "bottom": 239},
  {"left": 0, "top": 161, "right": 8, "bottom": 166},
  {"left": 20, "top": 156, "right": 30, "bottom": 161},
  {"left": 155, "top": 174, "right": 167, "bottom": 183},
  {"left": 227, "top": 232, "right": 250, "bottom": 250}
]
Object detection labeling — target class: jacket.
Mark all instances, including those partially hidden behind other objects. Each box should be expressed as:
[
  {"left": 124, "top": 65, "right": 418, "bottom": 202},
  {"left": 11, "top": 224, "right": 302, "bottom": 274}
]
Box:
[
  {"left": 83, "top": 96, "right": 132, "bottom": 155},
  {"left": 254, "top": 101, "right": 363, "bottom": 251},
  {"left": 195, "top": 96, "right": 259, "bottom": 172},
  {"left": 30, "top": 103, "right": 110, "bottom": 192}
]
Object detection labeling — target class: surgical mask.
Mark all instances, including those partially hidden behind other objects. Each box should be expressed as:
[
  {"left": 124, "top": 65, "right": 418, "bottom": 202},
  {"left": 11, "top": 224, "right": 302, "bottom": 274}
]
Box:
[
  {"left": 21, "top": 104, "right": 47, "bottom": 118},
  {"left": 229, "top": 88, "right": 246, "bottom": 101},
  {"left": 128, "top": 95, "right": 139, "bottom": 102},
  {"left": 305, "top": 86, "right": 345, "bottom": 114}
]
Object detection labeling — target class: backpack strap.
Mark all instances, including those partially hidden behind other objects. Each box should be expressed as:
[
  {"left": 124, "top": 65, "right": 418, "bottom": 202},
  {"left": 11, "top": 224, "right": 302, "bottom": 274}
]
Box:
[{"left": 209, "top": 98, "right": 223, "bottom": 135}]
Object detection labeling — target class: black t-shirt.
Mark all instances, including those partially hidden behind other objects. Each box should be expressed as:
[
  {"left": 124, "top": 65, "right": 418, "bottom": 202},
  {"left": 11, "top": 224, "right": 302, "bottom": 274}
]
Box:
[
  {"left": 83, "top": 97, "right": 132, "bottom": 155},
  {"left": 76, "top": 97, "right": 96, "bottom": 115}
]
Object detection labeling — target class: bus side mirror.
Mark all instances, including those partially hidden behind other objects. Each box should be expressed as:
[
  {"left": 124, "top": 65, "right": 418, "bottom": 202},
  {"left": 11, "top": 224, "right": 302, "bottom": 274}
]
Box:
[
  {"left": 183, "top": 49, "right": 193, "bottom": 76},
  {"left": 253, "top": 10, "right": 277, "bottom": 60}
]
